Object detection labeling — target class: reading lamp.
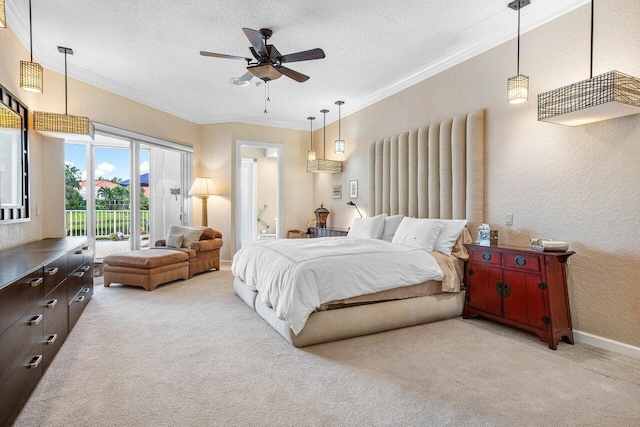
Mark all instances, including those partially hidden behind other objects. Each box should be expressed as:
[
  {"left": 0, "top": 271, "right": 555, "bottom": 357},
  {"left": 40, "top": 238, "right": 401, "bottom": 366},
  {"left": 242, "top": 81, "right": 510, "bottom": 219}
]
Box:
[
  {"left": 347, "top": 201, "right": 362, "bottom": 218},
  {"left": 188, "top": 177, "right": 217, "bottom": 227}
]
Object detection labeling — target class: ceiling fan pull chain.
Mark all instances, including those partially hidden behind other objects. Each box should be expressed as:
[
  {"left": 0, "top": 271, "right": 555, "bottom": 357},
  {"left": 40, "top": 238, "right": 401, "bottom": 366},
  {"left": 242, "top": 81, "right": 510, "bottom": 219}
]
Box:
[
  {"left": 264, "top": 83, "right": 268, "bottom": 114},
  {"left": 267, "top": 81, "right": 270, "bottom": 102}
]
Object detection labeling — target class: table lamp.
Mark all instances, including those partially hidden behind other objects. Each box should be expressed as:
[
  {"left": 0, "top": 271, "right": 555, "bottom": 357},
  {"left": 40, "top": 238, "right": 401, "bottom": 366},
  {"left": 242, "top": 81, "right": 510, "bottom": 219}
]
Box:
[{"left": 188, "top": 177, "right": 217, "bottom": 226}]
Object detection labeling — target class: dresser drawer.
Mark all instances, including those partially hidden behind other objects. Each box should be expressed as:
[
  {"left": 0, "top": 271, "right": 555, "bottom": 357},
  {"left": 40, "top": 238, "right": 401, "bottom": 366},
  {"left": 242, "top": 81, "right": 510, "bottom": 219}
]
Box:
[
  {"left": 44, "top": 280, "right": 69, "bottom": 336},
  {"left": 44, "top": 254, "right": 68, "bottom": 296},
  {"left": 68, "top": 246, "right": 85, "bottom": 272},
  {"left": 0, "top": 344, "right": 43, "bottom": 426},
  {"left": 470, "top": 248, "right": 502, "bottom": 265},
  {"left": 0, "top": 270, "right": 44, "bottom": 335},
  {"left": 69, "top": 290, "right": 91, "bottom": 331},
  {"left": 68, "top": 265, "right": 91, "bottom": 304},
  {"left": 503, "top": 253, "right": 541, "bottom": 272},
  {"left": 0, "top": 306, "right": 44, "bottom": 389}
]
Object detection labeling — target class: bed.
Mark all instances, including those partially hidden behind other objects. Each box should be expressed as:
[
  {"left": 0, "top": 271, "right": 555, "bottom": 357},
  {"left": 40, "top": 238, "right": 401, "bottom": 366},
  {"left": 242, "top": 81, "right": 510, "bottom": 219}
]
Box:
[{"left": 233, "top": 109, "right": 485, "bottom": 347}]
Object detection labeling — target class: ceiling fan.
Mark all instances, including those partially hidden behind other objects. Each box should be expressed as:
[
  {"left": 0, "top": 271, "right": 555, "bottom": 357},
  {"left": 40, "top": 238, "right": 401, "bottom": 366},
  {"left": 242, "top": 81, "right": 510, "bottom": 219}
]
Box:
[{"left": 200, "top": 28, "right": 325, "bottom": 84}]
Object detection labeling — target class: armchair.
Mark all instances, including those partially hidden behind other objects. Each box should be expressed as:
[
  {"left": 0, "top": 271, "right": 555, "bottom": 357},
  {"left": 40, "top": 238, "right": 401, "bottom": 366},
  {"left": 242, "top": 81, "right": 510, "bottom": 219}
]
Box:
[{"left": 155, "top": 227, "right": 223, "bottom": 278}]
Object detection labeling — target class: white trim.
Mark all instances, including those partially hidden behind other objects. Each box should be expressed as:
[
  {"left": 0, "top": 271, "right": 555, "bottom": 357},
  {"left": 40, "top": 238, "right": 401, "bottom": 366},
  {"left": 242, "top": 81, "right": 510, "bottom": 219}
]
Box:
[
  {"left": 94, "top": 123, "right": 194, "bottom": 153},
  {"left": 200, "top": 114, "right": 307, "bottom": 131},
  {"left": 574, "top": 330, "right": 640, "bottom": 360},
  {"left": 234, "top": 140, "right": 284, "bottom": 254}
]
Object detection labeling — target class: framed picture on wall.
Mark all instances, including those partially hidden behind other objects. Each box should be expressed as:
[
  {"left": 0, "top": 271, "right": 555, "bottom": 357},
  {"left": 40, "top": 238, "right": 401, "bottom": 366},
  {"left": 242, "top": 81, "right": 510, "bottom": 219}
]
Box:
[
  {"left": 349, "top": 180, "right": 358, "bottom": 198},
  {"left": 332, "top": 185, "right": 342, "bottom": 199}
]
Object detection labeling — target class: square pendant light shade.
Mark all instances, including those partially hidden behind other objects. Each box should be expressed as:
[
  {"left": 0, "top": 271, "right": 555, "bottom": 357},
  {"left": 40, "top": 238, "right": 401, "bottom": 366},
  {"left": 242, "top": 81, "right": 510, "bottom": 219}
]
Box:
[
  {"left": 307, "top": 159, "right": 342, "bottom": 173},
  {"left": 20, "top": 61, "right": 43, "bottom": 93},
  {"left": 34, "top": 111, "right": 95, "bottom": 141},
  {"left": 538, "top": 71, "right": 640, "bottom": 126},
  {"left": 0, "top": 106, "right": 21, "bottom": 130},
  {"left": 507, "top": 74, "right": 529, "bottom": 104},
  {"left": 308, "top": 150, "right": 316, "bottom": 161},
  {"left": 0, "top": 0, "right": 6, "bottom": 28},
  {"left": 334, "top": 139, "right": 345, "bottom": 154}
]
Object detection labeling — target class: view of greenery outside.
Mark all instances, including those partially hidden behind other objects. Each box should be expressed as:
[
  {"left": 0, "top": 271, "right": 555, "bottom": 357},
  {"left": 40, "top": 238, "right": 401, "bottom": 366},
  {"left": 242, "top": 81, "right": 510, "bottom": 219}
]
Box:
[{"left": 65, "top": 164, "right": 150, "bottom": 239}]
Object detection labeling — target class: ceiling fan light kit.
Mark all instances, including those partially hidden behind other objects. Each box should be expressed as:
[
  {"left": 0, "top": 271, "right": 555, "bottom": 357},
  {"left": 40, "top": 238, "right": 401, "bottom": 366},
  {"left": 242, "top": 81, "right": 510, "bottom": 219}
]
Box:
[
  {"left": 20, "top": 0, "right": 43, "bottom": 93},
  {"left": 34, "top": 46, "right": 95, "bottom": 141},
  {"left": 538, "top": 0, "right": 640, "bottom": 126}
]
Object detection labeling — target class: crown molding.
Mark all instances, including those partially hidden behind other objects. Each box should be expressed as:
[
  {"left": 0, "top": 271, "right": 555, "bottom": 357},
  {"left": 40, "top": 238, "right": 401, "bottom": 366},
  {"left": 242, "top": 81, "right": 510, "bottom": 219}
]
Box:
[{"left": 7, "top": 0, "right": 589, "bottom": 129}]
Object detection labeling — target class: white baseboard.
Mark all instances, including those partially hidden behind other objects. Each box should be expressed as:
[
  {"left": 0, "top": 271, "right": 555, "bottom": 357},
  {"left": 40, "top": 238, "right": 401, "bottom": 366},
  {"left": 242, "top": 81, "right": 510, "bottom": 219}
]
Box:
[
  {"left": 574, "top": 330, "right": 640, "bottom": 360},
  {"left": 220, "top": 259, "right": 232, "bottom": 265}
]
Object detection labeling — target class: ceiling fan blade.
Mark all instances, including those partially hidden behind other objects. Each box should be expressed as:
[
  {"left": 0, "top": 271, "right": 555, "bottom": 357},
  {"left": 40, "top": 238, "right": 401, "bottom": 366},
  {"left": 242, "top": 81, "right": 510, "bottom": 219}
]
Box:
[
  {"left": 278, "top": 48, "right": 325, "bottom": 64},
  {"left": 276, "top": 66, "right": 309, "bottom": 83},
  {"left": 267, "top": 45, "right": 281, "bottom": 62},
  {"left": 242, "top": 28, "right": 267, "bottom": 56},
  {"left": 239, "top": 71, "right": 254, "bottom": 82},
  {"left": 249, "top": 47, "right": 260, "bottom": 60},
  {"left": 200, "top": 51, "right": 251, "bottom": 62}
]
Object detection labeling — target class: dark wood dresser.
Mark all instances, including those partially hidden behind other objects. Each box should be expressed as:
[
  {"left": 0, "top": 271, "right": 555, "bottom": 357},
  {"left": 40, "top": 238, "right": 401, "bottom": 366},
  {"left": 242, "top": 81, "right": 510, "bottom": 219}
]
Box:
[
  {"left": 0, "top": 237, "right": 93, "bottom": 425},
  {"left": 463, "top": 244, "right": 574, "bottom": 350},
  {"left": 308, "top": 227, "right": 349, "bottom": 238}
]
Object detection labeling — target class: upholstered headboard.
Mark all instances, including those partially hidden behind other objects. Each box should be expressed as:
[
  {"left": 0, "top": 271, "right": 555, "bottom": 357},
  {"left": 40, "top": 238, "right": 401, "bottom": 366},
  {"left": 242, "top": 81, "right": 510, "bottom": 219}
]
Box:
[{"left": 368, "top": 109, "right": 485, "bottom": 231}]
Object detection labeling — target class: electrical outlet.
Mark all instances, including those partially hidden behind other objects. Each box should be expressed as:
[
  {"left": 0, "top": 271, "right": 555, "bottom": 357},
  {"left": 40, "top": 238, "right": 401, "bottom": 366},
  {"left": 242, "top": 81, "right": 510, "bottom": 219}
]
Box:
[{"left": 506, "top": 213, "right": 513, "bottom": 226}]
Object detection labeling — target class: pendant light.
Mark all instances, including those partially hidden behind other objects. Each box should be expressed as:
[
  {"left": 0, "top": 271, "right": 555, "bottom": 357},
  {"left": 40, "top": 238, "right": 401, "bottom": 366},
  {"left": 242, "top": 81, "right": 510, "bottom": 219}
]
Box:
[
  {"left": 20, "top": 0, "right": 43, "bottom": 93},
  {"left": 334, "top": 100, "right": 345, "bottom": 153},
  {"left": 307, "top": 109, "right": 342, "bottom": 173},
  {"left": 1, "top": 0, "right": 6, "bottom": 28},
  {"left": 538, "top": 0, "right": 640, "bottom": 126},
  {"left": 34, "top": 46, "right": 95, "bottom": 141},
  {"left": 507, "top": 0, "right": 530, "bottom": 104},
  {"left": 307, "top": 116, "right": 316, "bottom": 161}
]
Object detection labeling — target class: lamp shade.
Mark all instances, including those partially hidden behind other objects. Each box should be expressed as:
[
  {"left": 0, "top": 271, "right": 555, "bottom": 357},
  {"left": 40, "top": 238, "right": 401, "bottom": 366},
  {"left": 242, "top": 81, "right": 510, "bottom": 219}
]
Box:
[
  {"left": 1, "top": 0, "right": 6, "bottom": 28},
  {"left": 0, "top": 105, "right": 21, "bottom": 130},
  {"left": 20, "top": 61, "right": 43, "bottom": 94},
  {"left": 34, "top": 111, "right": 94, "bottom": 141},
  {"left": 507, "top": 74, "right": 529, "bottom": 104},
  {"left": 188, "top": 177, "right": 217, "bottom": 196}
]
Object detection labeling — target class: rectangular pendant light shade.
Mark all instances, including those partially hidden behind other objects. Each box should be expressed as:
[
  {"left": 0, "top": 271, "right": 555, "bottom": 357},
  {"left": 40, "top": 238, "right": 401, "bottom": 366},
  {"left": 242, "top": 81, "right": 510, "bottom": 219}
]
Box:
[
  {"left": 538, "top": 70, "right": 640, "bottom": 126},
  {"left": 507, "top": 74, "right": 529, "bottom": 104},
  {"left": 308, "top": 150, "right": 316, "bottom": 161},
  {"left": 34, "top": 111, "right": 95, "bottom": 141},
  {"left": 20, "top": 61, "right": 43, "bottom": 93},
  {"left": 0, "top": 106, "right": 21, "bottom": 130},
  {"left": 307, "top": 159, "right": 342, "bottom": 173},
  {"left": 334, "top": 139, "right": 345, "bottom": 154},
  {"left": 0, "top": 0, "right": 6, "bottom": 28}
]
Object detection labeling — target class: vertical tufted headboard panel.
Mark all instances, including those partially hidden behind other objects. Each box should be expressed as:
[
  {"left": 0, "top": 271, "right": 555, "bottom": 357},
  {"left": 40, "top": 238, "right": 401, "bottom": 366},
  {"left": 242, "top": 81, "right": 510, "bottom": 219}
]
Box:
[{"left": 368, "top": 109, "right": 485, "bottom": 231}]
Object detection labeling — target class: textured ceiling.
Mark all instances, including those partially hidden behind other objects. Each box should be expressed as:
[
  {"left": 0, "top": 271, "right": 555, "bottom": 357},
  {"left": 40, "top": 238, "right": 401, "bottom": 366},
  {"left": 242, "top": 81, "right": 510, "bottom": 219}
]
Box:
[{"left": 6, "top": 0, "right": 588, "bottom": 129}]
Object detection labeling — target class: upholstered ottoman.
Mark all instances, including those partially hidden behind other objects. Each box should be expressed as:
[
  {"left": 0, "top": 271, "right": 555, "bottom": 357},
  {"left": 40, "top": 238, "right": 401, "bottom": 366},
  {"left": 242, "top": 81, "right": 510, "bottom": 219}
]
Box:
[{"left": 103, "top": 249, "right": 189, "bottom": 291}]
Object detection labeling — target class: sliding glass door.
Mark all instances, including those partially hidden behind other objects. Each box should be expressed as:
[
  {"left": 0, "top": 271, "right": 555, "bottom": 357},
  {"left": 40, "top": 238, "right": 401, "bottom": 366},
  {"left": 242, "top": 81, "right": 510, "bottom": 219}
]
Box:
[{"left": 65, "top": 127, "right": 192, "bottom": 261}]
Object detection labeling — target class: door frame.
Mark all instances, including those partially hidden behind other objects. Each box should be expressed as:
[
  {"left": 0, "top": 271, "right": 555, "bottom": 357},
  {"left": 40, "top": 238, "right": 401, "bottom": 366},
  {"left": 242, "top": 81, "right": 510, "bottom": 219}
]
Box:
[{"left": 234, "top": 140, "right": 283, "bottom": 254}]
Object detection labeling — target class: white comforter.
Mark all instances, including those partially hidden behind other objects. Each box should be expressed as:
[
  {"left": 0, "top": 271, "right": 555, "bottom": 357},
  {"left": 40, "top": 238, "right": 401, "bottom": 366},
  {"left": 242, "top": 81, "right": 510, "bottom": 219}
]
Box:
[{"left": 231, "top": 237, "right": 444, "bottom": 335}]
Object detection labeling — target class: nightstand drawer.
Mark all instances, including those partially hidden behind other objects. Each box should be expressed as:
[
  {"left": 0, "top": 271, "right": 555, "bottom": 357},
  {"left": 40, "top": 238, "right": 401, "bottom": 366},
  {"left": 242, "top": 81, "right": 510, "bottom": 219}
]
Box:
[
  {"left": 503, "top": 253, "right": 540, "bottom": 272},
  {"left": 470, "top": 249, "right": 501, "bottom": 265}
]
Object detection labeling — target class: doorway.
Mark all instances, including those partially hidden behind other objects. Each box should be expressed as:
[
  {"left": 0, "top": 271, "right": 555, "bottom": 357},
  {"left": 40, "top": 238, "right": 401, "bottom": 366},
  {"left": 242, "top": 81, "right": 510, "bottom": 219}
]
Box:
[{"left": 234, "top": 140, "right": 283, "bottom": 253}]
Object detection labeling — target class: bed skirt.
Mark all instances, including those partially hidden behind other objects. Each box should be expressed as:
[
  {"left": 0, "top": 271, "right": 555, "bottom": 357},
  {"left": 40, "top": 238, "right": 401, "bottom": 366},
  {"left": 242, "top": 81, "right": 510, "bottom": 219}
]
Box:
[{"left": 233, "top": 277, "right": 465, "bottom": 347}]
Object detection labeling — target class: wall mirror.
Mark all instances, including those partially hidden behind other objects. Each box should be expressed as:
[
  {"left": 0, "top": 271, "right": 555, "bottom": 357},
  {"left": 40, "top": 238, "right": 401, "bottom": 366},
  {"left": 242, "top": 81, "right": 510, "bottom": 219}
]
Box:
[{"left": 0, "top": 85, "right": 30, "bottom": 222}]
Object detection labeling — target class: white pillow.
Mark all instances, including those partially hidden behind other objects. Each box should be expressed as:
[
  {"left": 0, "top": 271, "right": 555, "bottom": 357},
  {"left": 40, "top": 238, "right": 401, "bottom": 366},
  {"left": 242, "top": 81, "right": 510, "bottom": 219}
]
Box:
[
  {"left": 380, "top": 215, "right": 404, "bottom": 242},
  {"left": 392, "top": 217, "right": 445, "bottom": 250},
  {"left": 347, "top": 214, "right": 387, "bottom": 239},
  {"left": 166, "top": 233, "right": 184, "bottom": 248},
  {"left": 166, "top": 225, "right": 204, "bottom": 248},
  {"left": 434, "top": 219, "right": 468, "bottom": 256}
]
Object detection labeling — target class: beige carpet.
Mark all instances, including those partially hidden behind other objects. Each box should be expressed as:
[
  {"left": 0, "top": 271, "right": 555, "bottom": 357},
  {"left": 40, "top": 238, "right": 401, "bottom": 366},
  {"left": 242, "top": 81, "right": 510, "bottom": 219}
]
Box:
[{"left": 16, "top": 267, "right": 640, "bottom": 426}]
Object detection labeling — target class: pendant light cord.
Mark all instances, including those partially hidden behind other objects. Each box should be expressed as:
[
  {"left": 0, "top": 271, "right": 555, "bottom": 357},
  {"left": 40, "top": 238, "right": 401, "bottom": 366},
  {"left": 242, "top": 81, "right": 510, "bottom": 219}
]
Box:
[
  {"left": 64, "top": 50, "right": 68, "bottom": 115},
  {"left": 338, "top": 103, "right": 341, "bottom": 140},
  {"left": 323, "top": 110, "right": 326, "bottom": 159},
  {"left": 28, "top": 0, "right": 33, "bottom": 62},
  {"left": 590, "top": 0, "right": 594, "bottom": 79},
  {"left": 517, "top": 4, "right": 521, "bottom": 75}
]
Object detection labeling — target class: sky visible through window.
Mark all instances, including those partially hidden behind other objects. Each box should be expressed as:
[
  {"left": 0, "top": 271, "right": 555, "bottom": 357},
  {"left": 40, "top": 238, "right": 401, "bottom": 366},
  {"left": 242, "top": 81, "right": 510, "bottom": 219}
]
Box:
[{"left": 65, "top": 143, "right": 150, "bottom": 183}]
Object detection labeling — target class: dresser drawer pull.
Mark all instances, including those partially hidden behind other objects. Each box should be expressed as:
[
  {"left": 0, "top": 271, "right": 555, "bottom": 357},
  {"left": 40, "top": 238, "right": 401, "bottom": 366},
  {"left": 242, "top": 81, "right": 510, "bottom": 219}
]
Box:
[
  {"left": 515, "top": 256, "right": 526, "bottom": 266},
  {"left": 76, "top": 296, "right": 85, "bottom": 303},
  {"left": 30, "top": 277, "right": 43, "bottom": 287},
  {"left": 27, "top": 355, "right": 43, "bottom": 369},
  {"left": 82, "top": 246, "right": 89, "bottom": 250},
  {"left": 81, "top": 265, "right": 91, "bottom": 272},
  {"left": 46, "top": 267, "right": 59, "bottom": 276},
  {"left": 482, "top": 251, "right": 492, "bottom": 261},
  {"left": 45, "top": 334, "right": 58, "bottom": 345},
  {"left": 75, "top": 271, "right": 85, "bottom": 278},
  {"left": 81, "top": 287, "right": 90, "bottom": 294},
  {"left": 75, "top": 250, "right": 83, "bottom": 255},
  {"left": 29, "top": 314, "right": 43, "bottom": 325},
  {"left": 46, "top": 299, "right": 58, "bottom": 308}
]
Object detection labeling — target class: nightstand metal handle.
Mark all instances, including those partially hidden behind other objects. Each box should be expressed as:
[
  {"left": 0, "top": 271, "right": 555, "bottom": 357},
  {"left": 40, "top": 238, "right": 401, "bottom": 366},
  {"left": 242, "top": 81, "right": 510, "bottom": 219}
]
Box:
[{"left": 482, "top": 251, "right": 492, "bottom": 261}]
